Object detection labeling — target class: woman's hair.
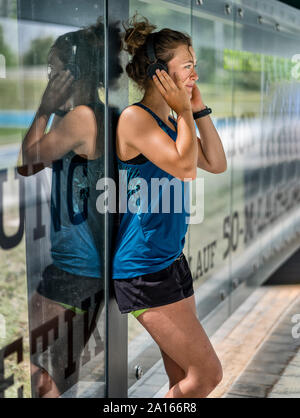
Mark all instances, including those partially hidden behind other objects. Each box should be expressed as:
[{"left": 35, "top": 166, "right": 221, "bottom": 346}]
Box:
[
  {"left": 49, "top": 17, "right": 122, "bottom": 89},
  {"left": 122, "top": 12, "right": 192, "bottom": 92}
]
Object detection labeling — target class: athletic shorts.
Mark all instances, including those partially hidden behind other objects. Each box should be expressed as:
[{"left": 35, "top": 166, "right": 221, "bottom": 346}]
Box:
[
  {"left": 113, "top": 252, "right": 194, "bottom": 317},
  {"left": 37, "top": 263, "right": 104, "bottom": 311}
]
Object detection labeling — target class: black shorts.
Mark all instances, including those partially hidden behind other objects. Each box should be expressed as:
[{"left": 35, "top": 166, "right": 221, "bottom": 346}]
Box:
[
  {"left": 113, "top": 252, "right": 194, "bottom": 314},
  {"left": 37, "top": 264, "right": 104, "bottom": 310}
]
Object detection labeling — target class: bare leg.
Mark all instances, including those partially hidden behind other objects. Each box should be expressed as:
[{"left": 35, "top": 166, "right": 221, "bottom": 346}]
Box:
[
  {"left": 29, "top": 291, "right": 66, "bottom": 397},
  {"left": 159, "top": 295, "right": 198, "bottom": 389},
  {"left": 137, "top": 297, "right": 223, "bottom": 398},
  {"left": 31, "top": 363, "right": 60, "bottom": 398}
]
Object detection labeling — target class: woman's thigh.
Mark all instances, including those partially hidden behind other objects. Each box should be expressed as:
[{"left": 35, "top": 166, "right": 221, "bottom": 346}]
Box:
[
  {"left": 185, "top": 294, "right": 197, "bottom": 317},
  {"left": 137, "top": 297, "right": 221, "bottom": 377},
  {"left": 159, "top": 294, "right": 197, "bottom": 374}
]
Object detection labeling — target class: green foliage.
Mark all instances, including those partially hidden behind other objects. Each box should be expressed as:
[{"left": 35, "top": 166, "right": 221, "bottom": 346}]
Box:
[
  {"left": 197, "top": 47, "right": 217, "bottom": 84},
  {"left": 0, "top": 25, "right": 17, "bottom": 67},
  {"left": 23, "top": 36, "right": 54, "bottom": 66}
]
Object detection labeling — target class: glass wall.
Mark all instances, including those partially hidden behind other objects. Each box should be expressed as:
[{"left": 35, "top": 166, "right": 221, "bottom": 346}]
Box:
[
  {"left": 230, "top": 1, "right": 300, "bottom": 312},
  {"left": 125, "top": 0, "right": 234, "bottom": 390},
  {"left": 0, "top": 0, "right": 31, "bottom": 398},
  {"left": 190, "top": 0, "right": 233, "bottom": 326},
  {"left": 1, "top": 0, "right": 300, "bottom": 398},
  {"left": 126, "top": 0, "right": 196, "bottom": 389},
  {"left": 0, "top": 0, "right": 110, "bottom": 398}
]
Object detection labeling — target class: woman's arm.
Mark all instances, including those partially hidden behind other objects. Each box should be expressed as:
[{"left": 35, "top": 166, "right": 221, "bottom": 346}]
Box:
[
  {"left": 18, "top": 106, "right": 95, "bottom": 176},
  {"left": 195, "top": 114, "right": 227, "bottom": 173},
  {"left": 174, "top": 108, "right": 198, "bottom": 179},
  {"left": 152, "top": 70, "right": 198, "bottom": 179},
  {"left": 17, "top": 70, "right": 96, "bottom": 176},
  {"left": 190, "top": 86, "right": 227, "bottom": 174}
]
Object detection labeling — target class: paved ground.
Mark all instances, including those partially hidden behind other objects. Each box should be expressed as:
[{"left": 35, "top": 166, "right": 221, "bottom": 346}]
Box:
[{"left": 128, "top": 284, "right": 300, "bottom": 398}]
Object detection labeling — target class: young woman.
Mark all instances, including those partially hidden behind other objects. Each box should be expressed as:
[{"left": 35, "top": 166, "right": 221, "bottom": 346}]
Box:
[
  {"left": 18, "top": 20, "right": 122, "bottom": 397},
  {"left": 112, "top": 13, "right": 227, "bottom": 398}
]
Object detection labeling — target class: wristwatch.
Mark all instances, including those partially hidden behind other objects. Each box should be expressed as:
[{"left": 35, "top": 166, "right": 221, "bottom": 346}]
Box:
[{"left": 193, "top": 106, "right": 212, "bottom": 120}]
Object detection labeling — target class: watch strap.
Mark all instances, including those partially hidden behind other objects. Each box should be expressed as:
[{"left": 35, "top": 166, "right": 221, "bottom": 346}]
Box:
[{"left": 193, "top": 106, "right": 212, "bottom": 120}]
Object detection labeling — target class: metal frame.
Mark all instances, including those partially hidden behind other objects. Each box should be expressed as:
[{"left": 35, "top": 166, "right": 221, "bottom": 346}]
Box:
[{"left": 104, "top": 0, "right": 129, "bottom": 398}]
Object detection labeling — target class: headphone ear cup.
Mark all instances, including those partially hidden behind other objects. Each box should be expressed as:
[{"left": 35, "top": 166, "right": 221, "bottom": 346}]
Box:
[
  {"left": 147, "top": 61, "right": 168, "bottom": 79},
  {"left": 147, "top": 63, "right": 159, "bottom": 79}
]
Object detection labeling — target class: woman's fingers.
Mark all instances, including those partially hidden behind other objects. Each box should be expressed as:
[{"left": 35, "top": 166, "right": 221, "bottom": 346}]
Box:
[
  {"left": 61, "top": 76, "right": 74, "bottom": 95},
  {"left": 53, "top": 70, "right": 72, "bottom": 90},
  {"left": 162, "top": 70, "right": 178, "bottom": 90},
  {"left": 152, "top": 74, "right": 167, "bottom": 97},
  {"left": 155, "top": 69, "right": 173, "bottom": 91}
]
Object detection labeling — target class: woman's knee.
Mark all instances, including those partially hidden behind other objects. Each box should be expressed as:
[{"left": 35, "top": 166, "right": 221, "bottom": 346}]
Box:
[
  {"left": 211, "top": 360, "right": 223, "bottom": 386},
  {"left": 190, "top": 358, "right": 223, "bottom": 391}
]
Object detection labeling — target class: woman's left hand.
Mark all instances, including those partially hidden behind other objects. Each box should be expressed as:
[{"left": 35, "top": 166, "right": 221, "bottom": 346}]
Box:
[{"left": 190, "top": 83, "right": 206, "bottom": 112}]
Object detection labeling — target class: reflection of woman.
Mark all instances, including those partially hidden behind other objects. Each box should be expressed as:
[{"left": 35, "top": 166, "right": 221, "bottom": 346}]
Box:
[
  {"left": 113, "top": 13, "right": 227, "bottom": 398},
  {"left": 18, "top": 19, "right": 122, "bottom": 397}
]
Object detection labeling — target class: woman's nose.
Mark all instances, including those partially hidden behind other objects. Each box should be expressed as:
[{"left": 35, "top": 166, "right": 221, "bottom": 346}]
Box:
[{"left": 191, "top": 68, "right": 199, "bottom": 81}]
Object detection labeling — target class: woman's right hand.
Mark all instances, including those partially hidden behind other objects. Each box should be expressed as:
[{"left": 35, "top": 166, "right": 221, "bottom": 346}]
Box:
[
  {"left": 152, "top": 69, "right": 192, "bottom": 115},
  {"left": 39, "top": 69, "right": 74, "bottom": 116}
]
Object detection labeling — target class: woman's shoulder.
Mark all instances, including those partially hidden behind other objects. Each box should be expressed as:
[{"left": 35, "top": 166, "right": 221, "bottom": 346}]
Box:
[{"left": 118, "top": 103, "right": 155, "bottom": 128}]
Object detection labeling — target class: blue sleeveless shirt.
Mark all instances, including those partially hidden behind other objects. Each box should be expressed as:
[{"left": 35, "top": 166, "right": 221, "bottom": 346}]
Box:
[
  {"left": 50, "top": 102, "right": 104, "bottom": 278},
  {"left": 112, "top": 102, "right": 190, "bottom": 279}
]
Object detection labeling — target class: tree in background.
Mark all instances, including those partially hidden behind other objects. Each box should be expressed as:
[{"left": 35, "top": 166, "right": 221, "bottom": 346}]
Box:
[
  {"left": 0, "top": 25, "right": 17, "bottom": 66},
  {"left": 23, "top": 36, "right": 54, "bottom": 66}
]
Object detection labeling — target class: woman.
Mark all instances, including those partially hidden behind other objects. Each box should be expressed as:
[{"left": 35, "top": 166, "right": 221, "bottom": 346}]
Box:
[
  {"left": 18, "top": 20, "right": 122, "bottom": 397},
  {"left": 113, "top": 13, "right": 227, "bottom": 398}
]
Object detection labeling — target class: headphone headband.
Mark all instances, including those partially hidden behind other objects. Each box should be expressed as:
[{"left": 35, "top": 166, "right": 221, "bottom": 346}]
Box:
[
  {"left": 145, "top": 31, "right": 168, "bottom": 78},
  {"left": 146, "top": 32, "right": 157, "bottom": 63}
]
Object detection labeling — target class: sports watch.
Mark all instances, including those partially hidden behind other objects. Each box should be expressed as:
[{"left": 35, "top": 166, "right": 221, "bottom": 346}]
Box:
[{"left": 193, "top": 106, "right": 212, "bottom": 120}]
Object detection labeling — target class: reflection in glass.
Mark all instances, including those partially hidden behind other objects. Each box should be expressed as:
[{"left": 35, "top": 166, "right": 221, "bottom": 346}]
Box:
[{"left": 16, "top": 16, "right": 121, "bottom": 397}]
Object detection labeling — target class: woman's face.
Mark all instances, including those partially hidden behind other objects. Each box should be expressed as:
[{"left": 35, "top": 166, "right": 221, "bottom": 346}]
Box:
[{"left": 167, "top": 44, "right": 198, "bottom": 97}]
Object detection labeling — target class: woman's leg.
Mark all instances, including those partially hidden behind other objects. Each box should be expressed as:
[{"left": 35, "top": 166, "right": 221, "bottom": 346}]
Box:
[
  {"left": 136, "top": 296, "right": 223, "bottom": 398},
  {"left": 29, "top": 291, "right": 66, "bottom": 397},
  {"left": 159, "top": 294, "right": 197, "bottom": 389}
]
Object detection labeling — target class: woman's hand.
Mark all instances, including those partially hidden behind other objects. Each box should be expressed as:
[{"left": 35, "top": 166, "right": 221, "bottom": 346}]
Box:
[
  {"left": 39, "top": 69, "right": 74, "bottom": 116},
  {"left": 190, "top": 83, "right": 206, "bottom": 112},
  {"left": 152, "top": 69, "right": 192, "bottom": 115}
]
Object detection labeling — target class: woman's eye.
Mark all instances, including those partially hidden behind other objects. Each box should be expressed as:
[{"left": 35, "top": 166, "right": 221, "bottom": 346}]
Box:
[{"left": 185, "top": 64, "right": 197, "bottom": 69}]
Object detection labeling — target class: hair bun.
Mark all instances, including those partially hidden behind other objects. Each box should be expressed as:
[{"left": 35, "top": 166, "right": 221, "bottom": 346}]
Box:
[{"left": 122, "top": 12, "right": 156, "bottom": 56}]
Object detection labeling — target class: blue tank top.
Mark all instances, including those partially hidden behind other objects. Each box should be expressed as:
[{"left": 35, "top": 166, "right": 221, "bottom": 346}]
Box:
[
  {"left": 112, "top": 102, "right": 190, "bottom": 279},
  {"left": 50, "top": 103, "right": 104, "bottom": 278}
]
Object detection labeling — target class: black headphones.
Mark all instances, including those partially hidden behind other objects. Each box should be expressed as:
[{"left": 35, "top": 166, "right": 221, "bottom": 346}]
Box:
[
  {"left": 145, "top": 32, "right": 168, "bottom": 79},
  {"left": 64, "top": 32, "right": 81, "bottom": 81}
]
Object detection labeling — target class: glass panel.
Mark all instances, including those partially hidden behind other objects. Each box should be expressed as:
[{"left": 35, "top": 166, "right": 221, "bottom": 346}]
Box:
[
  {"left": 126, "top": 0, "right": 233, "bottom": 389},
  {"left": 0, "top": 0, "right": 110, "bottom": 398},
  {"left": 189, "top": 1, "right": 233, "bottom": 325},
  {"left": 230, "top": 2, "right": 300, "bottom": 312},
  {"left": 127, "top": 0, "right": 194, "bottom": 389},
  {"left": 0, "top": 0, "right": 30, "bottom": 398},
  {"left": 230, "top": 5, "right": 264, "bottom": 308}
]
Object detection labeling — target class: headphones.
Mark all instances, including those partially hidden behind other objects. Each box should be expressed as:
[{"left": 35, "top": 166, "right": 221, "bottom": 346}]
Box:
[
  {"left": 145, "top": 32, "right": 177, "bottom": 126},
  {"left": 145, "top": 32, "right": 168, "bottom": 79},
  {"left": 64, "top": 32, "right": 81, "bottom": 81}
]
